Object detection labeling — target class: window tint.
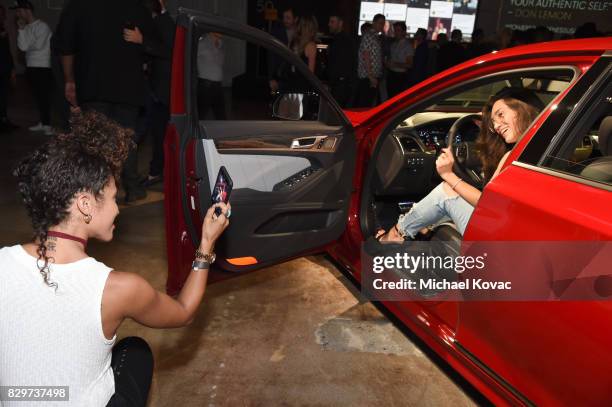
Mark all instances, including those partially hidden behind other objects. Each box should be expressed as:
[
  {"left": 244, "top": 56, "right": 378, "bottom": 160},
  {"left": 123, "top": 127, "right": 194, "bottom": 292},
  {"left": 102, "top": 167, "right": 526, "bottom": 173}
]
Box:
[{"left": 540, "top": 81, "right": 612, "bottom": 186}]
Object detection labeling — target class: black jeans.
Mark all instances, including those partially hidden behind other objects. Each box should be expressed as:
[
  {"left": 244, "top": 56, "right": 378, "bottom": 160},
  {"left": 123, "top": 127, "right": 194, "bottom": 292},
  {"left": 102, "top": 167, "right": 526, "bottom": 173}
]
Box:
[
  {"left": 148, "top": 101, "right": 169, "bottom": 177},
  {"left": 354, "top": 78, "right": 379, "bottom": 108},
  {"left": 105, "top": 337, "right": 154, "bottom": 407},
  {"left": 0, "top": 72, "right": 9, "bottom": 120},
  {"left": 386, "top": 70, "right": 410, "bottom": 98},
  {"left": 26, "top": 67, "right": 54, "bottom": 125},
  {"left": 82, "top": 102, "right": 144, "bottom": 195},
  {"left": 330, "top": 77, "right": 355, "bottom": 108},
  {"left": 197, "top": 78, "right": 226, "bottom": 120}
]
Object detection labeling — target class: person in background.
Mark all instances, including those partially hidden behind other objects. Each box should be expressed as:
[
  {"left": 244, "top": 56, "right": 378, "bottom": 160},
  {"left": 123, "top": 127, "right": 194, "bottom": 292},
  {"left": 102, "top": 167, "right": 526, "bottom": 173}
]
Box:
[
  {"left": 409, "top": 27, "right": 429, "bottom": 87},
  {"left": 2, "top": 111, "right": 230, "bottom": 406},
  {"left": 13, "top": 0, "right": 53, "bottom": 135},
  {"left": 269, "top": 7, "right": 297, "bottom": 93},
  {"left": 53, "top": 0, "right": 156, "bottom": 203},
  {"left": 466, "top": 28, "right": 492, "bottom": 59},
  {"left": 327, "top": 14, "right": 356, "bottom": 108},
  {"left": 385, "top": 21, "right": 413, "bottom": 98},
  {"left": 197, "top": 32, "right": 226, "bottom": 120},
  {"left": 0, "top": 4, "right": 17, "bottom": 133},
  {"left": 291, "top": 15, "right": 317, "bottom": 74},
  {"left": 436, "top": 29, "right": 466, "bottom": 73},
  {"left": 355, "top": 14, "right": 384, "bottom": 107},
  {"left": 497, "top": 27, "right": 513, "bottom": 50},
  {"left": 123, "top": 0, "right": 175, "bottom": 187}
]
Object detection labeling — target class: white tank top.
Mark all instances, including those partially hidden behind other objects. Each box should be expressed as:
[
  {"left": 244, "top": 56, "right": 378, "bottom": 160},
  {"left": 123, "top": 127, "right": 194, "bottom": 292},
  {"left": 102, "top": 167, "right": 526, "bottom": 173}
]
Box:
[{"left": 0, "top": 245, "right": 116, "bottom": 406}]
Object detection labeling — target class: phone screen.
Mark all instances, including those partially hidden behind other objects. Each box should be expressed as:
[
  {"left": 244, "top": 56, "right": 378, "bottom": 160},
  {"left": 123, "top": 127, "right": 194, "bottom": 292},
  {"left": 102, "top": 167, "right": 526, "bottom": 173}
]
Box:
[{"left": 211, "top": 166, "right": 233, "bottom": 205}]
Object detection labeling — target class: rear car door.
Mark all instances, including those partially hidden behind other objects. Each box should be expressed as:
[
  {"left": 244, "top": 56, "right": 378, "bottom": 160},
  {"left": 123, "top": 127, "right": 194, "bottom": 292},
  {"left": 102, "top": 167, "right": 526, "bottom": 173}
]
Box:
[
  {"left": 164, "top": 10, "right": 356, "bottom": 293},
  {"left": 458, "top": 55, "right": 612, "bottom": 405}
]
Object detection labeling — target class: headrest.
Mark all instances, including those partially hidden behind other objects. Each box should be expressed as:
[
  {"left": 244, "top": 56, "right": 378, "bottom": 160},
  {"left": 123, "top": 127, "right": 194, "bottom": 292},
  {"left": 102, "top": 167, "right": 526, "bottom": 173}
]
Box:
[{"left": 598, "top": 116, "right": 612, "bottom": 156}]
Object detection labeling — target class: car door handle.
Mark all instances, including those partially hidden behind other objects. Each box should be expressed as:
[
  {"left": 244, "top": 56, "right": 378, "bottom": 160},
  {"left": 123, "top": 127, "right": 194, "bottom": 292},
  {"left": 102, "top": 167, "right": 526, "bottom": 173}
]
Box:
[{"left": 291, "top": 136, "right": 328, "bottom": 149}]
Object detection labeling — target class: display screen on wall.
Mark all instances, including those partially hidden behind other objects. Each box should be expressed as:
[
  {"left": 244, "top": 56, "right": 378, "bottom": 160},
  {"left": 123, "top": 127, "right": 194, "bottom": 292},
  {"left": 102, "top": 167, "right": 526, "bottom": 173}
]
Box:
[
  {"left": 358, "top": 0, "right": 479, "bottom": 40},
  {"left": 499, "top": 0, "right": 611, "bottom": 35}
]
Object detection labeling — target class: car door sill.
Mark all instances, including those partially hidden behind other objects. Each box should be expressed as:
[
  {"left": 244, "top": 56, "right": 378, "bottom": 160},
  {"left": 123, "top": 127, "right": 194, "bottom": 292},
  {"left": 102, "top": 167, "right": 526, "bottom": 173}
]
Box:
[{"left": 454, "top": 341, "right": 536, "bottom": 406}]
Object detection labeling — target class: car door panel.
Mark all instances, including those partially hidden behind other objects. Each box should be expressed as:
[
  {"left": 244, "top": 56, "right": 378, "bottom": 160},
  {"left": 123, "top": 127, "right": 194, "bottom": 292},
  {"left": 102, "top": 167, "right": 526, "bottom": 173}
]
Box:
[{"left": 166, "top": 10, "right": 356, "bottom": 284}]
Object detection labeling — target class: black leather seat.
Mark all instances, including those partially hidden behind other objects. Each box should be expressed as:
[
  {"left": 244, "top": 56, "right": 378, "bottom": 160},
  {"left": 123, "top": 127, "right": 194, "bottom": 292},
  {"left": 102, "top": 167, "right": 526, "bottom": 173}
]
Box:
[{"left": 581, "top": 116, "right": 612, "bottom": 183}]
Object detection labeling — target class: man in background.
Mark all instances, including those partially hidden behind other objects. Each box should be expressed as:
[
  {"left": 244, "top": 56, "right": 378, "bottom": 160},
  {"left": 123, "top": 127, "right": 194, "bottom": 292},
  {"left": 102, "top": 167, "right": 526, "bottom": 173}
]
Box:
[
  {"left": 327, "top": 14, "right": 356, "bottom": 108},
  {"left": 53, "top": 0, "right": 157, "bottom": 202},
  {"left": 355, "top": 13, "right": 384, "bottom": 107},
  {"left": 123, "top": 0, "right": 175, "bottom": 187},
  {"left": 0, "top": 5, "right": 16, "bottom": 133},
  {"left": 269, "top": 8, "right": 297, "bottom": 93},
  {"left": 385, "top": 21, "right": 413, "bottom": 98},
  {"left": 437, "top": 29, "right": 466, "bottom": 73},
  {"left": 13, "top": 0, "right": 53, "bottom": 135},
  {"left": 410, "top": 28, "right": 429, "bottom": 87}
]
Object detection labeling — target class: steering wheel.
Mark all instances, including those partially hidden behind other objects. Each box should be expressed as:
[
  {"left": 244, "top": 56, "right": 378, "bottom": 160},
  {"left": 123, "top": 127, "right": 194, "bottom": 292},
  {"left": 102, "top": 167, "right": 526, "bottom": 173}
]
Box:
[{"left": 446, "top": 114, "right": 484, "bottom": 189}]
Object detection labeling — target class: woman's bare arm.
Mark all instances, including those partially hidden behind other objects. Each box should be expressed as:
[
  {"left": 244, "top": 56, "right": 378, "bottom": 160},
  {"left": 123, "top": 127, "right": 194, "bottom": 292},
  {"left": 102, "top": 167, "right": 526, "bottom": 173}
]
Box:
[
  {"left": 305, "top": 42, "right": 317, "bottom": 73},
  {"left": 102, "top": 204, "right": 229, "bottom": 334}
]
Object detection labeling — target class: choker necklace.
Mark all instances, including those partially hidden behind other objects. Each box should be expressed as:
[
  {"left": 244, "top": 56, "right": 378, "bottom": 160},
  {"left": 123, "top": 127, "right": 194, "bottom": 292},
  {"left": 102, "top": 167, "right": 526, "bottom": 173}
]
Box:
[{"left": 47, "top": 231, "right": 87, "bottom": 248}]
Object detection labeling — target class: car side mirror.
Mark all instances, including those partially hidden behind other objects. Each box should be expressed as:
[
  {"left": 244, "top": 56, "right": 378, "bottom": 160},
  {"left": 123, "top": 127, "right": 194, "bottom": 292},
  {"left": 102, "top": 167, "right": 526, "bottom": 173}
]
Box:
[{"left": 272, "top": 93, "right": 304, "bottom": 121}]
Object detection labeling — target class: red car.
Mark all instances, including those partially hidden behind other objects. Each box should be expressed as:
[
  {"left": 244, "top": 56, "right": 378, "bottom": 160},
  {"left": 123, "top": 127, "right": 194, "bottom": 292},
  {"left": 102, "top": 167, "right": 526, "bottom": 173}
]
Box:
[{"left": 164, "top": 10, "right": 612, "bottom": 406}]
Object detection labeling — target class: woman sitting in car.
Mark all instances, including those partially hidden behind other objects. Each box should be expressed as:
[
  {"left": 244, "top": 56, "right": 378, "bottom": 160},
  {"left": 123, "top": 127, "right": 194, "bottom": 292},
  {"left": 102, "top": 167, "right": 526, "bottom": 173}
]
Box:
[{"left": 377, "top": 87, "right": 544, "bottom": 242}]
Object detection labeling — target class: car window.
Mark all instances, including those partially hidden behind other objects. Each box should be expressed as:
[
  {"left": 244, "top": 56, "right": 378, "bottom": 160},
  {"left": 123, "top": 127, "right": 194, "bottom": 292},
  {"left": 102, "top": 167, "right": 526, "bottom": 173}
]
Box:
[
  {"left": 194, "top": 29, "right": 321, "bottom": 122},
  {"left": 426, "top": 72, "right": 573, "bottom": 111},
  {"left": 539, "top": 80, "right": 612, "bottom": 186}
]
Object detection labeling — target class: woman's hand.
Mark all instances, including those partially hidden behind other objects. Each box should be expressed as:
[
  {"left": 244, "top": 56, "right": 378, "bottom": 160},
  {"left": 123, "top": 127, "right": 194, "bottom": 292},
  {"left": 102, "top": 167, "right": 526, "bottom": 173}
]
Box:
[
  {"left": 436, "top": 147, "right": 455, "bottom": 179},
  {"left": 200, "top": 203, "right": 231, "bottom": 249}
]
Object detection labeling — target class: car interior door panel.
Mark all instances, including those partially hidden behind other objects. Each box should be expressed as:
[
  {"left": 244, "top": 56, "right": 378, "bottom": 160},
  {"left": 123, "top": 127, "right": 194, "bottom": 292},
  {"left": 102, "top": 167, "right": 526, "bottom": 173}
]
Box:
[{"left": 173, "top": 11, "right": 356, "bottom": 272}]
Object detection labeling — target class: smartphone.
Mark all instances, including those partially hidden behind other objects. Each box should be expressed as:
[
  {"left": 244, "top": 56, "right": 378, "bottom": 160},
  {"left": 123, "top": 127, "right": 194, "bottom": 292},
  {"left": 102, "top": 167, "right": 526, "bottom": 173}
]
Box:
[
  {"left": 211, "top": 166, "right": 233, "bottom": 216},
  {"left": 124, "top": 20, "right": 135, "bottom": 30}
]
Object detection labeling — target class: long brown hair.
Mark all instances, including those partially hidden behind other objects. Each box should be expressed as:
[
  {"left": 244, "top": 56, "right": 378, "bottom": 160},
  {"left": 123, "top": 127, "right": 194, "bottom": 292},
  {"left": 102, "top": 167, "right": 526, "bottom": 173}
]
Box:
[
  {"left": 476, "top": 93, "right": 541, "bottom": 180},
  {"left": 291, "top": 15, "right": 318, "bottom": 55}
]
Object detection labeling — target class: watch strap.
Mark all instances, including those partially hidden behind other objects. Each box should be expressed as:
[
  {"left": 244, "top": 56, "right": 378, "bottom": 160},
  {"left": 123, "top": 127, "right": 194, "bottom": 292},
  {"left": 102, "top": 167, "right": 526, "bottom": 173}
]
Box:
[{"left": 192, "top": 260, "right": 210, "bottom": 270}]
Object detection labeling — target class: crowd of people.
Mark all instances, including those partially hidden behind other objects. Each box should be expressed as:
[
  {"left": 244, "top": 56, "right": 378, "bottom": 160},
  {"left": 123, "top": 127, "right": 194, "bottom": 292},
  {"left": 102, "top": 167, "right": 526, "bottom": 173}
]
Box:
[
  {"left": 0, "top": 0, "right": 174, "bottom": 203},
  {"left": 270, "top": 8, "right": 607, "bottom": 109}
]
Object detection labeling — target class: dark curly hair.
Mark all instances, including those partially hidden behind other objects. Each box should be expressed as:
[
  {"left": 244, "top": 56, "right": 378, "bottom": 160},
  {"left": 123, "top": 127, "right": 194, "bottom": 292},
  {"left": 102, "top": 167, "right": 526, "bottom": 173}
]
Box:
[
  {"left": 13, "top": 111, "right": 133, "bottom": 288},
  {"left": 476, "top": 89, "right": 543, "bottom": 180}
]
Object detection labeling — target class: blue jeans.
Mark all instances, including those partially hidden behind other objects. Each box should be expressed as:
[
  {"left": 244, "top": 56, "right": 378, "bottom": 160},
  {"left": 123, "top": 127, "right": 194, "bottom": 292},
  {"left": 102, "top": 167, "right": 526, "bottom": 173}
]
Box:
[{"left": 397, "top": 183, "right": 474, "bottom": 237}]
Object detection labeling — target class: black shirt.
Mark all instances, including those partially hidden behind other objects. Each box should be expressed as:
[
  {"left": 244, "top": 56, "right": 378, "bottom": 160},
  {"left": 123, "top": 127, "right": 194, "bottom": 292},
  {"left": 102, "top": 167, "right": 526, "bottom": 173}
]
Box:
[
  {"left": 0, "top": 26, "right": 13, "bottom": 75},
  {"left": 53, "top": 0, "right": 156, "bottom": 107},
  {"left": 327, "top": 32, "right": 357, "bottom": 82},
  {"left": 143, "top": 12, "right": 175, "bottom": 106}
]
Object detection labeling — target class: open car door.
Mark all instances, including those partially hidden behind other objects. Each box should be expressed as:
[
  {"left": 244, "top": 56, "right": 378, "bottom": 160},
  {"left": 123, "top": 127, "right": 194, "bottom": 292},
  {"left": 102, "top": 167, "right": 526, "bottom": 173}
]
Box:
[{"left": 164, "top": 10, "right": 356, "bottom": 293}]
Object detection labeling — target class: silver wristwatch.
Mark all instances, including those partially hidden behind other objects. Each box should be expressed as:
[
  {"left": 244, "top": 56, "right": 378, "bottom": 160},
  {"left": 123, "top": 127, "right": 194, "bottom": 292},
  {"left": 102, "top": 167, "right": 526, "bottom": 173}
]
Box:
[{"left": 192, "top": 260, "right": 210, "bottom": 270}]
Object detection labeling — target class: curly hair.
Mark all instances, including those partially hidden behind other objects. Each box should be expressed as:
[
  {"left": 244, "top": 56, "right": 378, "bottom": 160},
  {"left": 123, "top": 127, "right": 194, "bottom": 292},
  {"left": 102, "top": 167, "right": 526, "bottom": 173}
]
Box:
[
  {"left": 476, "top": 91, "right": 542, "bottom": 180},
  {"left": 13, "top": 111, "right": 133, "bottom": 288}
]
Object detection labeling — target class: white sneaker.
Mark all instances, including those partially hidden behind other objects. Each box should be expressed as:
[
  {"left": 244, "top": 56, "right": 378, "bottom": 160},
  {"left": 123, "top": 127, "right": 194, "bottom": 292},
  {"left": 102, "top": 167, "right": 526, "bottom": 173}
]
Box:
[
  {"left": 29, "top": 123, "right": 44, "bottom": 131},
  {"left": 43, "top": 125, "right": 53, "bottom": 136}
]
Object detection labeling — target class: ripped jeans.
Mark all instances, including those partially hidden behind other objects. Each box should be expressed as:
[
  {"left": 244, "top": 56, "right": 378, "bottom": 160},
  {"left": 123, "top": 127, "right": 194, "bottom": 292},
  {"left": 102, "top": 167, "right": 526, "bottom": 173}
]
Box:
[{"left": 397, "top": 183, "right": 474, "bottom": 238}]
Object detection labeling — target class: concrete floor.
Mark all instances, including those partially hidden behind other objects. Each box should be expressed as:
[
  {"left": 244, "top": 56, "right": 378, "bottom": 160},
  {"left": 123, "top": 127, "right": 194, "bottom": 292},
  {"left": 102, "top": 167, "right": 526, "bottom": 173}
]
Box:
[{"left": 0, "top": 85, "right": 480, "bottom": 406}]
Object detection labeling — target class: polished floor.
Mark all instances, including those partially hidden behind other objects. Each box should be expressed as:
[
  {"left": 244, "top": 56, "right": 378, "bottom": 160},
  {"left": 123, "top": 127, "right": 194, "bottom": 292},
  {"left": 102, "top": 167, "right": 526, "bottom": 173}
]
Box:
[{"left": 0, "top": 84, "right": 482, "bottom": 406}]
